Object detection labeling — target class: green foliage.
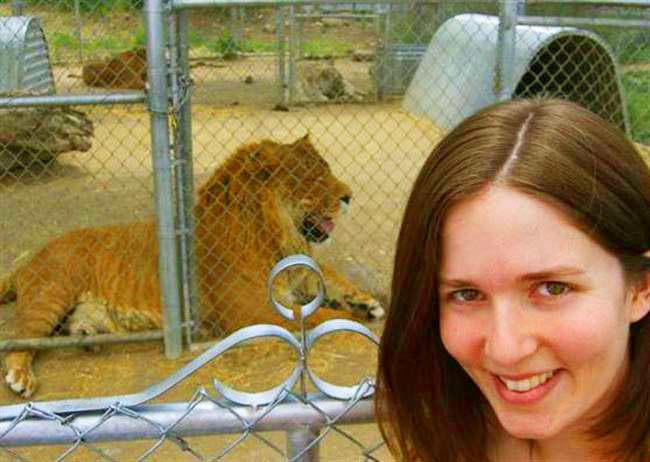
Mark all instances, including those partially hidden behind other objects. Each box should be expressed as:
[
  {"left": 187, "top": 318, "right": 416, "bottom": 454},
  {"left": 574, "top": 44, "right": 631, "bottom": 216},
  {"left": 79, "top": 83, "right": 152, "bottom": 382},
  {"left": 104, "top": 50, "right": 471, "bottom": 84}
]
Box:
[
  {"left": 207, "top": 29, "right": 242, "bottom": 60},
  {"left": 303, "top": 38, "right": 352, "bottom": 57},
  {"left": 622, "top": 70, "right": 650, "bottom": 144},
  {"left": 132, "top": 28, "right": 146, "bottom": 47},
  {"left": 84, "top": 0, "right": 143, "bottom": 14},
  {"left": 594, "top": 29, "right": 650, "bottom": 65},
  {"left": 50, "top": 31, "right": 79, "bottom": 50},
  {"left": 616, "top": 35, "right": 650, "bottom": 66},
  {"left": 242, "top": 39, "right": 276, "bottom": 53},
  {"left": 49, "top": 27, "right": 145, "bottom": 57},
  {"left": 441, "top": 1, "right": 497, "bottom": 17},
  {"left": 386, "top": 19, "right": 425, "bottom": 45},
  {"left": 20, "top": 0, "right": 142, "bottom": 13}
]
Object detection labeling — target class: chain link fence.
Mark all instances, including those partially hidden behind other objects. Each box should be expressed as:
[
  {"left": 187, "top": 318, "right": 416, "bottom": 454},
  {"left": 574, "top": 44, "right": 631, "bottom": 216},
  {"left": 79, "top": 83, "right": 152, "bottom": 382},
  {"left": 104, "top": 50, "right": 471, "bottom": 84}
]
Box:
[
  {"left": 0, "top": 0, "right": 648, "bottom": 460},
  {"left": 0, "top": 256, "right": 387, "bottom": 461}
]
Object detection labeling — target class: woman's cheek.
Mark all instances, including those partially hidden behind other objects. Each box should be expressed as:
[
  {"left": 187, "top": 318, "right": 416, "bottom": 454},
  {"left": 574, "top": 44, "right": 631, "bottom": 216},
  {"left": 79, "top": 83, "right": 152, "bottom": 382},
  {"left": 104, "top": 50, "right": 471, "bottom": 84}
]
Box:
[
  {"left": 546, "top": 306, "right": 622, "bottom": 363},
  {"left": 440, "top": 311, "right": 485, "bottom": 364}
]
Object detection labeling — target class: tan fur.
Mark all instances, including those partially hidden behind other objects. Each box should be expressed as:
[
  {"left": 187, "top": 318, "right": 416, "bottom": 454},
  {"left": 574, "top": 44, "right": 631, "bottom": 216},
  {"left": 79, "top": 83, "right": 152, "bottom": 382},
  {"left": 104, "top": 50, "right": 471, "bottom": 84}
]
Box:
[
  {"left": 1, "top": 135, "right": 384, "bottom": 398},
  {"left": 82, "top": 48, "right": 147, "bottom": 90}
]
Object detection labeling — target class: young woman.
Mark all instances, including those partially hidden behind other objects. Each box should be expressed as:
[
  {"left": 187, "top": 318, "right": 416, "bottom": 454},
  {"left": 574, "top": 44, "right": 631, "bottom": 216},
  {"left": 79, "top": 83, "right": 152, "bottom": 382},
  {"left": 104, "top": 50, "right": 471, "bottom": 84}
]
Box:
[{"left": 376, "top": 98, "right": 650, "bottom": 462}]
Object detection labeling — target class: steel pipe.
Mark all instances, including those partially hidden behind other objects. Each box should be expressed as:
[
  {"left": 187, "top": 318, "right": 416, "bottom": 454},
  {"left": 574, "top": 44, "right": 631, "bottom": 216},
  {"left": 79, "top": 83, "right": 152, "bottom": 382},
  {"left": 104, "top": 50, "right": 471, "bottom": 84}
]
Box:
[{"left": 0, "top": 397, "right": 375, "bottom": 446}]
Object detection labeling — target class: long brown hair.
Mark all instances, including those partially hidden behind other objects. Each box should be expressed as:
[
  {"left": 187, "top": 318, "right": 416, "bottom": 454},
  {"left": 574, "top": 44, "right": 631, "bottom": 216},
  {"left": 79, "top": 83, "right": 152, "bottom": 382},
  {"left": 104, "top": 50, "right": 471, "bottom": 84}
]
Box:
[{"left": 376, "top": 98, "right": 650, "bottom": 462}]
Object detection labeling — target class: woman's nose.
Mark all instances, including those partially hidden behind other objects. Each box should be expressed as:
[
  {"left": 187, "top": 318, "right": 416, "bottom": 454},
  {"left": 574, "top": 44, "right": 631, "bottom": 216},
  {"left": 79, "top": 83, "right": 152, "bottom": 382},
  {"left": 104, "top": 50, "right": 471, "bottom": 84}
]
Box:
[{"left": 483, "top": 298, "right": 538, "bottom": 367}]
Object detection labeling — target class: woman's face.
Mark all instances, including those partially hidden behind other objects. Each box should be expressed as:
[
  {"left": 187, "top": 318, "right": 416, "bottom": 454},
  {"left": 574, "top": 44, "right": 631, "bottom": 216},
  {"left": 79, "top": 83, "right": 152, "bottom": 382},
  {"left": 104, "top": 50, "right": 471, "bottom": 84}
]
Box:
[{"left": 439, "top": 186, "right": 649, "bottom": 440}]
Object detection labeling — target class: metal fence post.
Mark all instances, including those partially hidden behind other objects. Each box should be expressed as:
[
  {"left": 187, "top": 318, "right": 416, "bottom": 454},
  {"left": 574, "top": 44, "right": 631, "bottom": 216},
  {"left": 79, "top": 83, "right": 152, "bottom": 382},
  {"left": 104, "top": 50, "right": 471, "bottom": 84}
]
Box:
[
  {"left": 74, "top": 0, "right": 84, "bottom": 62},
  {"left": 518, "top": 0, "right": 527, "bottom": 16},
  {"left": 10, "top": 0, "right": 23, "bottom": 15},
  {"left": 288, "top": 4, "right": 297, "bottom": 104},
  {"left": 171, "top": 8, "right": 199, "bottom": 345},
  {"left": 144, "top": 0, "right": 183, "bottom": 359},
  {"left": 496, "top": 0, "right": 518, "bottom": 101},
  {"left": 276, "top": 5, "right": 287, "bottom": 104},
  {"left": 287, "top": 426, "right": 320, "bottom": 462}
]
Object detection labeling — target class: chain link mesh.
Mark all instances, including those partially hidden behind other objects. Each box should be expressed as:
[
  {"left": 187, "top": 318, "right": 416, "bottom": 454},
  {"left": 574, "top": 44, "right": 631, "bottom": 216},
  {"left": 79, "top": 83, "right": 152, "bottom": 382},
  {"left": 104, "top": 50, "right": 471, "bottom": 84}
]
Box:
[
  {"left": 1, "top": 0, "right": 648, "bottom": 460},
  {"left": 0, "top": 386, "right": 389, "bottom": 461}
]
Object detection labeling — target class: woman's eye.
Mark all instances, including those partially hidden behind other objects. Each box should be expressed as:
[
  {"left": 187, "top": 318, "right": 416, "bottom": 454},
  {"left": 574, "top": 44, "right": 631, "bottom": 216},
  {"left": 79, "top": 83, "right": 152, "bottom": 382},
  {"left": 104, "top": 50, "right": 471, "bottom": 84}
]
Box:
[
  {"left": 450, "top": 289, "right": 482, "bottom": 302},
  {"left": 538, "top": 281, "right": 570, "bottom": 297}
]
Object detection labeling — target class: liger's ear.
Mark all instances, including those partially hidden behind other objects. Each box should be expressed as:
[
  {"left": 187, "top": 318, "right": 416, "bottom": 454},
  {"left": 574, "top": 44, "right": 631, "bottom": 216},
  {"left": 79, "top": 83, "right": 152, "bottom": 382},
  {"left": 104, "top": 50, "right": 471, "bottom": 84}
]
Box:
[
  {"left": 629, "top": 267, "right": 650, "bottom": 323},
  {"left": 291, "top": 133, "right": 311, "bottom": 148}
]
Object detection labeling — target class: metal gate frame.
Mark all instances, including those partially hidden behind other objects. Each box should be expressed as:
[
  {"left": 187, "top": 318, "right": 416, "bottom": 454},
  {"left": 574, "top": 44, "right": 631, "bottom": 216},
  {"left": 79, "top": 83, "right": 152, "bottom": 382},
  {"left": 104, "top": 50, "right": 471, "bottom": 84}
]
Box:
[{"left": 0, "top": 254, "right": 382, "bottom": 462}]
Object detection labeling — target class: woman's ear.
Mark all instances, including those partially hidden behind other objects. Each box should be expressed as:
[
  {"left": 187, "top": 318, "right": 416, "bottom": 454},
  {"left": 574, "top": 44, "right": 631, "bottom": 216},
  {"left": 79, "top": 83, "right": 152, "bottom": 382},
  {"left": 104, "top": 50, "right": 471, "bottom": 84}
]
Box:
[{"left": 629, "top": 255, "right": 650, "bottom": 323}]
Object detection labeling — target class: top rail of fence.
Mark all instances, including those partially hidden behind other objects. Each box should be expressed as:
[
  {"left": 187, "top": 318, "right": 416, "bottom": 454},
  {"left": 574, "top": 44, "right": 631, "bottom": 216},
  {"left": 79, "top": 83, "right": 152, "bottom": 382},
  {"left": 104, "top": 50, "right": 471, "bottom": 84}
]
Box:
[
  {"left": 170, "top": 0, "right": 420, "bottom": 9},
  {"left": 169, "top": 0, "right": 650, "bottom": 9},
  {"left": 519, "top": 15, "right": 650, "bottom": 28},
  {"left": 0, "top": 396, "right": 375, "bottom": 446},
  {"left": 0, "top": 92, "right": 146, "bottom": 109}
]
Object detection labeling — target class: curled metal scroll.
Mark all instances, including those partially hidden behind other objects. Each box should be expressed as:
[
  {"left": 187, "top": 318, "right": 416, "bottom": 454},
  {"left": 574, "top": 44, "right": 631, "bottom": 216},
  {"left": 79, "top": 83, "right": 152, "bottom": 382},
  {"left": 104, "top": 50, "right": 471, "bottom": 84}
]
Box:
[
  {"left": 267, "top": 255, "right": 380, "bottom": 400},
  {"left": 211, "top": 325, "right": 302, "bottom": 407},
  {"left": 267, "top": 254, "right": 326, "bottom": 321},
  {"left": 0, "top": 254, "right": 379, "bottom": 419},
  {"left": 0, "top": 324, "right": 301, "bottom": 419},
  {"left": 305, "top": 319, "right": 379, "bottom": 400}
]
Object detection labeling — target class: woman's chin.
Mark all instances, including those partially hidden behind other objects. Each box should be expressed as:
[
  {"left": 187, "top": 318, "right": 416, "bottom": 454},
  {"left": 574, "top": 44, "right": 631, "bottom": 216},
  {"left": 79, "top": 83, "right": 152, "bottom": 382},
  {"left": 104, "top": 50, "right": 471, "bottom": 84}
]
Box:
[
  {"left": 493, "top": 410, "right": 559, "bottom": 441},
  {"left": 502, "top": 422, "right": 557, "bottom": 441}
]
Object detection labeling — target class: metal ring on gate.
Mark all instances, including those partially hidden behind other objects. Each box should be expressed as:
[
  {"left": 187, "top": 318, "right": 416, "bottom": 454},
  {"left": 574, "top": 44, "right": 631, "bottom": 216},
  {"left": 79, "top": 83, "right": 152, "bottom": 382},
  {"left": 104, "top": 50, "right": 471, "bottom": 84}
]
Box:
[
  {"left": 267, "top": 254, "right": 325, "bottom": 321},
  {"left": 211, "top": 324, "right": 303, "bottom": 406},
  {"left": 304, "top": 319, "right": 379, "bottom": 400}
]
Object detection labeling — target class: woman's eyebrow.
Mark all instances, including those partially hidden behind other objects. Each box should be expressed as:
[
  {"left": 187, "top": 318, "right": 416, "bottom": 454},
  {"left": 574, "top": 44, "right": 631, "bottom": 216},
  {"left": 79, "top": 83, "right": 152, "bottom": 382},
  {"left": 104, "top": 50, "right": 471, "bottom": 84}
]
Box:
[
  {"left": 439, "top": 278, "right": 475, "bottom": 288},
  {"left": 519, "top": 266, "right": 586, "bottom": 281},
  {"left": 439, "top": 267, "right": 586, "bottom": 288}
]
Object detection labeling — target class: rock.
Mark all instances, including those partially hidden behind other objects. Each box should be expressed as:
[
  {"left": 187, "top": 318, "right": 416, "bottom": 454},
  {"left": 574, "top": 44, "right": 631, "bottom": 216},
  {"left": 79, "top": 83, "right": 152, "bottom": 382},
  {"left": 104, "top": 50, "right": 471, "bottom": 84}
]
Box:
[
  {"left": 0, "top": 106, "right": 94, "bottom": 171},
  {"left": 273, "top": 102, "right": 290, "bottom": 112},
  {"left": 321, "top": 17, "right": 347, "bottom": 28},
  {"left": 352, "top": 49, "right": 375, "bottom": 62},
  {"left": 293, "top": 62, "right": 364, "bottom": 103}
]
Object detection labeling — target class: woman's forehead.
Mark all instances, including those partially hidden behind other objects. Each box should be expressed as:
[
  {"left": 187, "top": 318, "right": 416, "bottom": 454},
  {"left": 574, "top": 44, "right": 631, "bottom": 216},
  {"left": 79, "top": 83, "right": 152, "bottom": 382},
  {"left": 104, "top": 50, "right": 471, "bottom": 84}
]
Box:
[{"left": 439, "top": 186, "right": 618, "bottom": 281}]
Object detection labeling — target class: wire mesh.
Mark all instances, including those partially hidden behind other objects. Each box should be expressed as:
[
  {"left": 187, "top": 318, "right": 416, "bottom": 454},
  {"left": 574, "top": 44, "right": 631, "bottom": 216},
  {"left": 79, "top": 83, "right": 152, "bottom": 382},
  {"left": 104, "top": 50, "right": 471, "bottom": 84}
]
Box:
[
  {"left": 0, "top": 0, "right": 648, "bottom": 460},
  {"left": 0, "top": 390, "right": 389, "bottom": 461},
  {"left": 1, "top": 0, "right": 155, "bottom": 364},
  {"left": 0, "top": 256, "right": 388, "bottom": 462},
  {"left": 179, "top": 0, "right": 649, "bottom": 340}
]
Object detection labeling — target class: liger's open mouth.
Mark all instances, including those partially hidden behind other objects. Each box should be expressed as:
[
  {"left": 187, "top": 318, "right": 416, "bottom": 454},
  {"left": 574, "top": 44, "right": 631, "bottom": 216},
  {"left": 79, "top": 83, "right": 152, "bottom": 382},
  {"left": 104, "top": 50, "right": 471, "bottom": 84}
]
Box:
[{"left": 301, "top": 214, "right": 335, "bottom": 243}]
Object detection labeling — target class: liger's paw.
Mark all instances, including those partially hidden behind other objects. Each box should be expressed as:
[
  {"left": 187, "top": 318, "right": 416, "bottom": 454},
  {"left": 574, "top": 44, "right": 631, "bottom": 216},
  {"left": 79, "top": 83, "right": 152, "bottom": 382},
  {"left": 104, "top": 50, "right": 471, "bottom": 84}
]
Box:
[
  {"left": 5, "top": 366, "right": 37, "bottom": 399},
  {"left": 344, "top": 295, "right": 386, "bottom": 321},
  {"left": 68, "top": 319, "right": 102, "bottom": 353}
]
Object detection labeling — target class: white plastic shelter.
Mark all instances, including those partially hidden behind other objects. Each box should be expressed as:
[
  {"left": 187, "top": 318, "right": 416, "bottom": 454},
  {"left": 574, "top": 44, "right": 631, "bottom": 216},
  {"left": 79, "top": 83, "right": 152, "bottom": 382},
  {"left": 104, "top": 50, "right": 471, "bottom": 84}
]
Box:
[{"left": 403, "top": 14, "right": 628, "bottom": 133}]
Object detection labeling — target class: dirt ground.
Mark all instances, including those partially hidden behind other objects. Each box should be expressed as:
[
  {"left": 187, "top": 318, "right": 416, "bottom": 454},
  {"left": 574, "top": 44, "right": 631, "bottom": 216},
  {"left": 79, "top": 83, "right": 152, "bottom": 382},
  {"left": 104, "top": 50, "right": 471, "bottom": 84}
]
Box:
[{"left": 0, "top": 96, "right": 443, "bottom": 393}]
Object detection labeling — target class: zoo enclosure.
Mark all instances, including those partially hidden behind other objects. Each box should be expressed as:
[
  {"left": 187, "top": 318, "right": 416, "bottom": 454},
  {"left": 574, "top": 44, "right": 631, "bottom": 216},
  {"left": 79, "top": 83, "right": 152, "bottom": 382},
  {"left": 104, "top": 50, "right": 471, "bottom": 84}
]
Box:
[{"left": 0, "top": 0, "right": 649, "bottom": 461}]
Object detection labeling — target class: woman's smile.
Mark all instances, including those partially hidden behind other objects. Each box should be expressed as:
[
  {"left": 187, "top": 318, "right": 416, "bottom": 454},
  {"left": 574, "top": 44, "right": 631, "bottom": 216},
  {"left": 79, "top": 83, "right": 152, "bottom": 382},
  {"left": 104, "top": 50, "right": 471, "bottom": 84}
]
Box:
[{"left": 492, "top": 369, "right": 561, "bottom": 405}]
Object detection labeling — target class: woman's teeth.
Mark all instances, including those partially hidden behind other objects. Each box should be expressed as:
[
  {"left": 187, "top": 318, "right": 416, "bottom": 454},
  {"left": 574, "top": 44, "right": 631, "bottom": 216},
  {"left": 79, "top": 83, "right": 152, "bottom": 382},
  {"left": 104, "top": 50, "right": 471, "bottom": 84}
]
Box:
[{"left": 501, "top": 370, "right": 555, "bottom": 392}]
